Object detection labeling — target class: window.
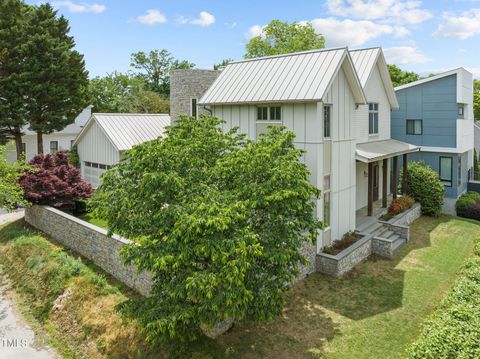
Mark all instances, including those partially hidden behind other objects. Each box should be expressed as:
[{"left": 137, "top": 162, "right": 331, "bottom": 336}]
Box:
[
  {"left": 256, "top": 106, "right": 281, "bottom": 122},
  {"left": 368, "top": 103, "right": 379, "bottom": 134},
  {"left": 270, "top": 106, "right": 281, "bottom": 121},
  {"left": 191, "top": 98, "right": 198, "bottom": 119},
  {"left": 85, "top": 161, "right": 92, "bottom": 167},
  {"left": 406, "top": 119, "right": 422, "bottom": 135},
  {"left": 70, "top": 140, "right": 74, "bottom": 149},
  {"left": 323, "top": 175, "right": 331, "bottom": 228},
  {"left": 324, "top": 106, "right": 331, "bottom": 138},
  {"left": 458, "top": 158, "right": 462, "bottom": 186},
  {"left": 50, "top": 141, "right": 58, "bottom": 154},
  {"left": 439, "top": 156, "right": 453, "bottom": 187},
  {"left": 458, "top": 105, "right": 464, "bottom": 118}
]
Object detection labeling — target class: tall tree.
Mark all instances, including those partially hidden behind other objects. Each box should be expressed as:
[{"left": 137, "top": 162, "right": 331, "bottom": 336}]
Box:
[
  {"left": 387, "top": 64, "right": 421, "bottom": 87},
  {"left": 130, "top": 49, "right": 195, "bottom": 96},
  {"left": 22, "top": 4, "right": 89, "bottom": 154},
  {"left": 89, "top": 72, "right": 169, "bottom": 113},
  {"left": 474, "top": 79, "right": 479, "bottom": 120},
  {"left": 0, "top": 0, "right": 31, "bottom": 160},
  {"left": 245, "top": 20, "right": 325, "bottom": 58}
]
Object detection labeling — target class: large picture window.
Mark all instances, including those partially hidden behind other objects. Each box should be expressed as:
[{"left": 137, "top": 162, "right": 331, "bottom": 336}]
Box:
[
  {"left": 439, "top": 156, "right": 453, "bottom": 187},
  {"left": 406, "top": 119, "right": 422, "bottom": 135},
  {"left": 368, "top": 103, "right": 379, "bottom": 134}
]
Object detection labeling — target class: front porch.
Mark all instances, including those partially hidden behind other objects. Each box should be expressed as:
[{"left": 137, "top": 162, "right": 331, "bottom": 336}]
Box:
[{"left": 356, "top": 195, "right": 392, "bottom": 232}]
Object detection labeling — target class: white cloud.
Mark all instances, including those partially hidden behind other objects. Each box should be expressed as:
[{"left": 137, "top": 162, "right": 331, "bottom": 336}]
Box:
[
  {"left": 309, "top": 18, "right": 409, "bottom": 47},
  {"left": 51, "top": 0, "right": 106, "bottom": 13},
  {"left": 190, "top": 11, "right": 216, "bottom": 27},
  {"left": 135, "top": 10, "right": 167, "bottom": 25},
  {"left": 176, "top": 16, "right": 189, "bottom": 25},
  {"left": 433, "top": 8, "right": 480, "bottom": 39},
  {"left": 245, "top": 25, "right": 264, "bottom": 39},
  {"left": 383, "top": 46, "right": 431, "bottom": 65},
  {"left": 326, "top": 0, "right": 432, "bottom": 24}
]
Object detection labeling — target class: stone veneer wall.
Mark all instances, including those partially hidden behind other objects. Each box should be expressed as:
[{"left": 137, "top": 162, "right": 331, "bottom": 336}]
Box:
[
  {"left": 170, "top": 69, "right": 221, "bottom": 121},
  {"left": 298, "top": 241, "right": 316, "bottom": 278},
  {"left": 25, "top": 206, "right": 153, "bottom": 296}
]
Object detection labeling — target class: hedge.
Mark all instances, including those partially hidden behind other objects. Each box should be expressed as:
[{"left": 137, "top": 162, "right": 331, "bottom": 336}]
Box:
[
  {"left": 401, "top": 161, "right": 444, "bottom": 216},
  {"left": 456, "top": 191, "right": 480, "bottom": 219},
  {"left": 407, "top": 242, "right": 480, "bottom": 358}
]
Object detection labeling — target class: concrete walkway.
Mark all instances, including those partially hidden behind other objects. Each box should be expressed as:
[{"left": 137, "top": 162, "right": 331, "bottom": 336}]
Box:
[{"left": 0, "top": 210, "right": 57, "bottom": 359}]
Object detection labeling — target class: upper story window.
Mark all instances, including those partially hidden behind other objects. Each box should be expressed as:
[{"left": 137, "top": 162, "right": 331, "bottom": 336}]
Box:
[
  {"left": 406, "top": 119, "right": 422, "bottom": 135},
  {"left": 256, "top": 106, "right": 281, "bottom": 122},
  {"left": 368, "top": 103, "right": 379, "bottom": 134},
  {"left": 324, "top": 105, "right": 331, "bottom": 138},
  {"left": 50, "top": 141, "right": 58, "bottom": 154},
  {"left": 439, "top": 156, "right": 453, "bottom": 187},
  {"left": 458, "top": 104, "right": 464, "bottom": 118},
  {"left": 190, "top": 98, "right": 198, "bottom": 119}
]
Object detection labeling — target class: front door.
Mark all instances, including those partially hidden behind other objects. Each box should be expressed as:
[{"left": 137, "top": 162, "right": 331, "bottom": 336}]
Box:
[{"left": 373, "top": 163, "right": 379, "bottom": 201}]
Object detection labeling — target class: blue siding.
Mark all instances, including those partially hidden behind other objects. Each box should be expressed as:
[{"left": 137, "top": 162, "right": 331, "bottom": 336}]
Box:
[{"left": 392, "top": 74, "right": 458, "bottom": 148}]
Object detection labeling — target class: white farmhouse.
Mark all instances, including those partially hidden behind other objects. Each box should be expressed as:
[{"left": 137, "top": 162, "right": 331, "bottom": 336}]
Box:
[
  {"left": 6, "top": 106, "right": 92, "bottom": 162},
  {"left": 73, "top": 113, "right": 170, "bottom": 187},
  {"left": 172, "top": 47, "right": 419, "bottom": 273}
]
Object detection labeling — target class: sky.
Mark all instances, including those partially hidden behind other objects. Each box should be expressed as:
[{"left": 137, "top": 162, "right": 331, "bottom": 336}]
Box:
[{"left": 27, "top": 0, "right": 480, "bottom": 79}]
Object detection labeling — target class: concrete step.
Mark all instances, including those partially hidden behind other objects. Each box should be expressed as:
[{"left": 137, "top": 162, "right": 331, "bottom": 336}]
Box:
[
  {"left": 389, "top": 234, "right": 400, "bottom": 242},
  {"left": 380, "top": 230, "right": 393, "bottom": 239},
  {"left": 364, "top": 222, "right": 383, "bottom": 234}
]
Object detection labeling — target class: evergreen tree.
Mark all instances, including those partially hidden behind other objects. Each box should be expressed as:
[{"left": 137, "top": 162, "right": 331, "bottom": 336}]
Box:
[{"left": 22, "top": 4, "right": 89, "bottom": 154}]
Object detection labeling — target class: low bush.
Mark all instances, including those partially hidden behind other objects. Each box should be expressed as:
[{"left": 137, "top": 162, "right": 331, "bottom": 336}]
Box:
[
  {"left": 463, "top": 203, "right": 480, "bottom": 221},
  {"left": 407, "top": 241, "right": 480, "bottom": 358},
  {"left": 381, "top": 195, "right": 415, "bottom": 221},
  {"left": 400, "top": 161, "right": 444, "bottom": 216},
  {"left": 456, "top": 191, "right": 480, "bottom": 217},
  {"left": 323, "top": 231, "right": 360, "bottom": 255}
]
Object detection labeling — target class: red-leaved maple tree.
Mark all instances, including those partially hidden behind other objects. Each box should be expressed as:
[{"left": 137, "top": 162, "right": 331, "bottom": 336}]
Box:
[{"left": 19, "top": 151, "right": 92, "bottom": 209}]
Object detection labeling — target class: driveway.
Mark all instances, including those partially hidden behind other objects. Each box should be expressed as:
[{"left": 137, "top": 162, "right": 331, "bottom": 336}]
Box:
[{"left": 0, "top": 210, "right": 57, "bottom": 359}]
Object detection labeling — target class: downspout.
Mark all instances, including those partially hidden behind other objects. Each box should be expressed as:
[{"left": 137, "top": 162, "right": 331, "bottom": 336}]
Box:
[{"left": 203, "top": 105, "right": 213, "bottom": 116}]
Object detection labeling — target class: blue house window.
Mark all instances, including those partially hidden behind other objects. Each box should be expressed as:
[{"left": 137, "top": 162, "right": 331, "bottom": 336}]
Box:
[
  {"left": 368, "top": 103, "right": 379, "bottom": 134},
  {"left": 439, "top": 156, "right": 453, "bottom": 187},
  {"left": 406, "top": 119, "right": 422, "bottom": 135}
]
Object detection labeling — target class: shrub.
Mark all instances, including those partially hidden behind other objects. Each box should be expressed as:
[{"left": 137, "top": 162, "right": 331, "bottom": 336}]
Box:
[
  {"left": 381, "top": 195, "right": 415, "bottom": 221},
  {"left": 18, "top": 151, "right": 92, "bottom": 210},
  {"left": 0, "top": 145, "right": 29, "bottom": 210},
  {"left": 322, "top": 231, "right": 360, "bottom": 255},
  {"left": 456, "top": 191, "right": 480, "bottom": 217},
  {"left": 400, "top": 161, "right": 444, "bottom": 216},
  {"left": 91, "top": 116, "right": 323, "bottom": 343},
  {"left": 407, "top": 241, "right": 480, "bottom": 358},
  {"left": 462, "top": 203, "right": 480, "bottom": 221}
]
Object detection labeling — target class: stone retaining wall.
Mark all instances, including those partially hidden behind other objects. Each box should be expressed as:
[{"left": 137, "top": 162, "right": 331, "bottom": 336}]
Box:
[
  {"left": 380, "top": 203, "right": 421, "bottom": 241},
  {"left": 25, "top": 206, "right": 153, "bottom": 296}
]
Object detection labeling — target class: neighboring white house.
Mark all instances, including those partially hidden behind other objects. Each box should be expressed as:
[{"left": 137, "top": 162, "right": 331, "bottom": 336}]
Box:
[
  {"left": 6, "top": 106, "right": 92, "bottom": 162},
  {"left": 73, "top": 113, "right": 170, "bottom": 187},
  {"left": 197, "top": 47, "right": 419, "bottom": 257}
]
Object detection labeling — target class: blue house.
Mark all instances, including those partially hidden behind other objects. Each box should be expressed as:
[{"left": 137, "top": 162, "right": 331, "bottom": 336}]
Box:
[{"left": 391, "top": 68, "right": 474, "bottom": 213}]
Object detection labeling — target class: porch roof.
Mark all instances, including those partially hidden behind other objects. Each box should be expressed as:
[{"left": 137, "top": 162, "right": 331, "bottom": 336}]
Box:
[{"left": 356, "top": 139, "right": 420, "bottom": 163}]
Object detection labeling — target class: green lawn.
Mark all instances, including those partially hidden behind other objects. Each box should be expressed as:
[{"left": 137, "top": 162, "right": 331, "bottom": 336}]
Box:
[
  {"left": 78, "top": 212, "right": 108, "bottom": 229},
  {"left": 194, "top": 215, "right": 479, "bottom": 359}
]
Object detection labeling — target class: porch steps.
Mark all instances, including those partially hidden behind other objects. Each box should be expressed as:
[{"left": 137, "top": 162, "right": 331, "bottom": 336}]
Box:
[
  {"left": 376, "top": 228, "right": 407, "bottom": 255},
  {"left": 357, "top": 220, "right": 383, "bottom": 234},
  {"left": 392, "top": 237, "right": 407, "bottom": 254}
]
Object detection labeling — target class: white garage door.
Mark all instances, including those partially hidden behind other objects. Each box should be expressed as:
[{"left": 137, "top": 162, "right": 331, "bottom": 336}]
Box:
[{"left": 83, "top": 161, "right": 110, "bottom": 188}]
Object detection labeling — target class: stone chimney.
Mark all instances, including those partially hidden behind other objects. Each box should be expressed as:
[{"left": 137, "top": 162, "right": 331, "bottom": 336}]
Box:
[{"left": 170, "top": 69, "right": 221, "bottom": 121}]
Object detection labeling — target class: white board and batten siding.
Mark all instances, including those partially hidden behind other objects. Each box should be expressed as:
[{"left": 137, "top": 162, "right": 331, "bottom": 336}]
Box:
[
  {"left": 211, "top": 67, "right": 358, "bottom": 248},
  {"left": 76, "top": 120, "right": 119, "bottom": 187}
]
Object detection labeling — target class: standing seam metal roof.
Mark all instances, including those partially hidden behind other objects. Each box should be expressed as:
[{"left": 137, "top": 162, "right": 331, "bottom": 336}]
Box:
[
  {"left": 199, "top": 47, "right": 360, "bottom": 104},
  {"left": 74, "top": 114, "right": 170, "bottom": 151},
  {"left": 350, "top": 48, "right": 380, "bottom": 88}
]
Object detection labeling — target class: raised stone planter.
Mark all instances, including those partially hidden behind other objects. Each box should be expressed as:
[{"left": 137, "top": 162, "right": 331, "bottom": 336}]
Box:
[{"left": 316, "top": 234, "right": 372, "bottom": 276}]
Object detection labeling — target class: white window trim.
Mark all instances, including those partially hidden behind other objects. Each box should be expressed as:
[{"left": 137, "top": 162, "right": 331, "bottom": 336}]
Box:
[
  {"left": 256, "top": 105, "right": 282, "bottom": 123},
  {"left": 368, "top": 102, "right": 379, "bottom": 135},
  {"left": 323, "top": 105, "right": 332, "bottom": 139}
]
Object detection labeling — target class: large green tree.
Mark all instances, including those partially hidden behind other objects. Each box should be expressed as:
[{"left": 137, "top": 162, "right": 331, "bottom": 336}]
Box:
[
  {"left": 88, "top": 72, "right": 169, "bottom": 113},
  {"left": 130, "top": 49, "right": 195, "bottom": 96},
  {"left": 245, "top": 20, "right": 325, "bottom": 58},
  {"left": 22, "top": 3, "right": 89, "bottom": 154},
  {"left": 474, "top": 79, "right": 479, "bottom": 120},
  {"left": 92, "top": 116, "right": 322, "bottom": 343},
  {"left": 387, "top": 64, "right": 421, "bottom": 87},
  {"left": 0, "top": 0, "right": 31, "bottom": 160}
]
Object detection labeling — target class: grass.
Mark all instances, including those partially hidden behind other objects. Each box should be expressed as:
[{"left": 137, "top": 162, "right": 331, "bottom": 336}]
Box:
[
  {"left": 0, "top": 220, "right": 161, "bottom": 359},
  {"left": 0, "top": 215, "right": 477, "bottom": 359},
  {"left": 77, "top": 212, "right": 108, "bottom": 229},
  {"left": 194, "top": 215, "right": 479, "bottom": 358}
]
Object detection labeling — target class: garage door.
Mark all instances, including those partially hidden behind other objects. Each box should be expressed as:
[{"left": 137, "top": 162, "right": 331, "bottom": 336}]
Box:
[{"left": 83, "top": 161, "right": 109, "bottom": 188}]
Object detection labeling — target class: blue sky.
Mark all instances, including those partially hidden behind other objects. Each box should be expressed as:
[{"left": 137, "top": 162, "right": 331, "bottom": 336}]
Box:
[{"left": 29, "top": 1, "right": 480, "bottom": 78}]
